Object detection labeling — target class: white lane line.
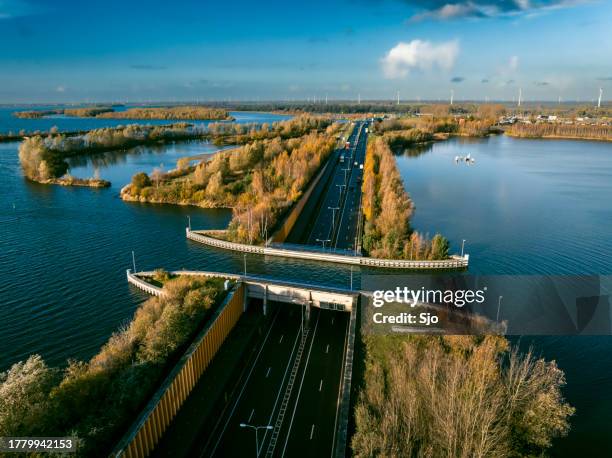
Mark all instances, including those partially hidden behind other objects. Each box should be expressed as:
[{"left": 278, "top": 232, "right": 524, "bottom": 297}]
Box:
[
  {"left": 310, "top": 424, "right": 315, "bottom": 440},
  {"left": 279, "top": 334, "right": 284, "bottom": 344},
  {"left": 319, "top": 379, "right": 323, "bottom": 392},
  {"left": 280, "top": 313, "right": 320, "bottom": 458},
  {"left": 326, "top": 344, "right": 329, "bottom": 354},
  {"left": 248, "top": 409, "right": 255, "bottom": 422},
  {"left": 260, "top": 320, "right": 302, "bottom": 452},
  {"left": 331, "top": 315, "right": 351, "bottom": 458},
  {"left": 206, "top": 312, "right": 280, "bottom": 458},
  {"left": 266, "top": 367, "right": 271, "bottom": 378}
]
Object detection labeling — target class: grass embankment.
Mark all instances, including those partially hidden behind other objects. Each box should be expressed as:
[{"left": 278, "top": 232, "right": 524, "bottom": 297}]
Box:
[
  {"left": 506, "top": 123, "right": 612, "bottom": 141},
  {"left": 122, "top": 117, "right": 340, "bottom": 245},
  {"left": 0, "top": 274, "right": 227, "bottom": 456},
  {"left": 361, "top": 136, "right": 450, "bottom": 260},
  {"left": 18, "top": 123, "right": 199, "bottom": 187},
  {"left": 352, "top": 335, "right": 574, "bottom": 457}
]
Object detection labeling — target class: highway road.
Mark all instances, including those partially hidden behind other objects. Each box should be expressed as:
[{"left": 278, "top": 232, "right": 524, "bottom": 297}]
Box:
[
  {"left": 334, "top": 121, "right": 368, "bottom": 251},
  {"left": 199, "top": 304, "right": 349, "bottom": 458},
  {"left": 304, "top": 120, "right": 368, "bottom": 252}
]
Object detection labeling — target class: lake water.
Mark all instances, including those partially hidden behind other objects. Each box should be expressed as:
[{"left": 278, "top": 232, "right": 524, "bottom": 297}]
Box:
[
  {"left": 395, "top": 135, "right": 612, "bottom": 456},
  {"left": 0, "top": 114, "right": 610, "bottom": 455}
]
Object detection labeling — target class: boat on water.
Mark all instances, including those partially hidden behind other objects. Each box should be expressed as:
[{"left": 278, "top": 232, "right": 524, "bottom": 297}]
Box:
[{"left": 455, "top": 153, "right": 476, "bottom": 164}]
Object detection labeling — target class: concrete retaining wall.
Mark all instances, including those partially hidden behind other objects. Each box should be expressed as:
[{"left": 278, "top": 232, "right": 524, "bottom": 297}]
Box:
[
  {"left": 186, "top": 229, "right": 469, "bottom": 270},
  {"left": 114, "top": 281, "right": 245, "bottom": 458}
]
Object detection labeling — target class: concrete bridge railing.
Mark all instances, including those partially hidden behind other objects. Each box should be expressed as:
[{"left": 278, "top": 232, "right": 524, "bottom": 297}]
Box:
[
  {"left": 186, "top": 228, "right": 469, "bottom": 270},
  {"left": 128, "top": 269, "right": 358, "bottom": 312}
]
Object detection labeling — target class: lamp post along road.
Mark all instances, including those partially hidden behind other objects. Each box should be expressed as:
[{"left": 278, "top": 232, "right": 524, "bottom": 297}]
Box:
[
  {"left": 239, "top": 423, "right": 273, "bottom": 457},
  {"left": 316, "top": 238, "right": 331, "bottom": 250},
  {"left": 497, "top": 295, "right": 503, "bottom": 322}
]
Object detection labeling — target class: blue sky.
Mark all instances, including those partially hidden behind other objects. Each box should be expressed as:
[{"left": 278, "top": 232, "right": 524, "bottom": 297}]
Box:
[{"left": 1, "top": 0, "right": 611, "bottom": 103}]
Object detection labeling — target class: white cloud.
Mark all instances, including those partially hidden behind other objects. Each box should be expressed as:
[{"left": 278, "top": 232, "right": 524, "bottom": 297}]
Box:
[
  {"left": 381, "top": 39, "right": 459, "bottom": 79},
  {"left": 55, "top": 86, "right": 66, "bottom": 93}
]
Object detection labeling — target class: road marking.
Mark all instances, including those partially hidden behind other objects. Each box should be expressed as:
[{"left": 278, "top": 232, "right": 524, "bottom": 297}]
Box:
[
  {"left": 260, "top": 321, "right": 303, "bottom": 451},
  {"left": 319, "top": 379, "right": 323, "bottom": 392},
  {"left": 248, "top": 409, "right": 255, "bottom": 422},
  {"left": 280, "top": 313, "right": 320, "bottom": 457},
  {"left": 205, "top": 312, "right": 280, "bottom": 458},
  {"left": 310, "top": 424, "right": 315, "bottom": 440},
  {"left": 279, "top": 334, "right": 284, "bottom": 344},
  {"left": 326, "top": 344, "right": 329, "bottom": 354},
  {"left": 266, "top": 367, "right": 271, "bottom": 378},
  {"left": 332, "top": 314, "right": 352, "bottom": 458}
]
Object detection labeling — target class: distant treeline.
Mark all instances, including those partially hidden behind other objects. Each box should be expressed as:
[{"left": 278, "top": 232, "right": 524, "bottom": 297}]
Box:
[
  {"left": 97, "top": 106, "right": 231, "bottom": 120},
  {"left": 13, "top": 105, "right": 230, "bottom": 120},
  {"left": 206, "top": 115, "right": 330, "bottom": 145},
  {"left": 361, "top": 136, "right": 449, "bottom": 260},
  {"left": 63, "top": 107, "right": 114, "bottom": 117},
  {"left": 123, "top": 116, "right": 340, "bottom": 245},
  {"left": 506, "top": 122, "right": 612, "bottom": 141},
  {"left": 352, "top": 335, "right": 574, "bottom": 457},
  {"left": 18, "top": 123, "right": 199, "bottom": 182},
  {"left": 0, "top": 275, "right": 226, "bottom": 455},
  {"left": 373, "top": 107, "right": 500, "bottom": 141},
  {"left": 13, "top": 109, "right": 62, "bottom": 118}
]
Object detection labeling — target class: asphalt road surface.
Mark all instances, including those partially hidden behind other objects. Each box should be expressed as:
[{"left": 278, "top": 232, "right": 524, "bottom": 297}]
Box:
[
  {"left": 306, "top": 121, "right": 368, "bottom": 251},
  {"left": 200, "top": 304, "right": 349, "bottom": 457},
  {"left": 334, "top": 121, "right": 368, "bottom": 251}
]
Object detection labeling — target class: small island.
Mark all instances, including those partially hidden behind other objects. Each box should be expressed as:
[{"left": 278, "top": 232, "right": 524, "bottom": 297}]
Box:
[
  {"left": 96, "top": 106, "right": 233, "bottom": 121},
  {"left": 17, "top": 123, "right": 201, "bottom": 187},
  {"left": 13, "top": 105, "right": 232, "bottom": 121}
]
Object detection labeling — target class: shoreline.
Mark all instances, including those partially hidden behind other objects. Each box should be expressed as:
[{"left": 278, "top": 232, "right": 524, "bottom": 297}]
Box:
[
  {"left": 34, "top": 177, "right": 111, "bottom": 188},
  {"left": 504, "top": 132, "right": 612, "bottom": 142}
]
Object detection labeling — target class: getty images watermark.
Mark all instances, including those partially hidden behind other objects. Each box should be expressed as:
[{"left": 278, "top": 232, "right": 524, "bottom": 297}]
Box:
[
  {"left": 362, "top": 274, "right": 612, "bottom": 335},
  {"left": 371, "top": 286, "right": 487, "bottom": 326}
]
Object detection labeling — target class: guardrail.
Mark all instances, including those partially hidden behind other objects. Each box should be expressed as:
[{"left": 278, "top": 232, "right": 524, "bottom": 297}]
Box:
[
  {"left": 113, "top": 281, "right": 245, "bottom": 458},
  {"left": 186, "top": 228, "right": 469, "bottom": 270},
  {"left": 126, "top": 270, "right": 165, "bottom": 296}
]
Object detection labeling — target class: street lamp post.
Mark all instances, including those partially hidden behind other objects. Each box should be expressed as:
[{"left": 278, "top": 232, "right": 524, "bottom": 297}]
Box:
[
  {"left": 329, "top": 206, "right": 339, "bottom": 229},
  {"left": 239, "top": 423, "right": 273, "bottom": 457},
  {"left": 461, "top": 239, "right": 466, "bottom": 257},
  {"left": 497, "top": 295, "right": 503, "bottom": 322},
  {"left": 316, "top": 238, "right": 330, "bottom": 250}
]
